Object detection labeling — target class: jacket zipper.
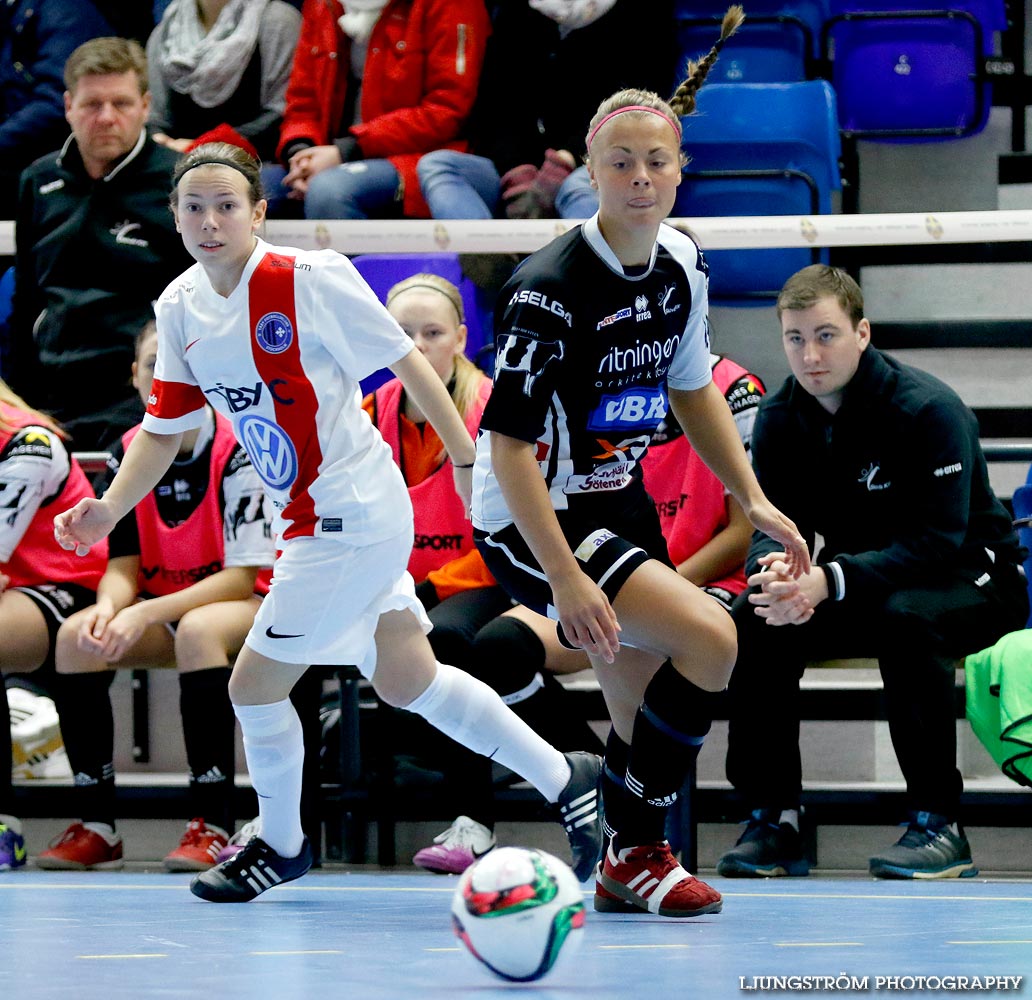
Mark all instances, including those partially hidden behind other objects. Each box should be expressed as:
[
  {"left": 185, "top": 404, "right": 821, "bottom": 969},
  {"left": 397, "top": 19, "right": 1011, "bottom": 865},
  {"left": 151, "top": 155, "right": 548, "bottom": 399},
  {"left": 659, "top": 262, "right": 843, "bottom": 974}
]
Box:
[{"left": 456, "top": 23, "right": 467, "bottom": 75}]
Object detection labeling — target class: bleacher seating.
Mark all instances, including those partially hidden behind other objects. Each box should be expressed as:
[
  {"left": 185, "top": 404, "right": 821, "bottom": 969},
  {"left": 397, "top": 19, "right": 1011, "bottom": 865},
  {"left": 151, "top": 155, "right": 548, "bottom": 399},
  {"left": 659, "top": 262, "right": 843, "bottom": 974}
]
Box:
[
  {"left": 675, "top": 0, "right": 829, "bottom": 83},
  {"left": 1012, "top": 481, "right": 1032, "bottom": 626},
  {"left": 674, "top": 80, "right": 842, "bottom": 301},
  {"left": 823, "top": 0, "right": 1008, "bottom": 139},
  {"left": 0, "top": 265, "right": 13, "bottom": 378}
]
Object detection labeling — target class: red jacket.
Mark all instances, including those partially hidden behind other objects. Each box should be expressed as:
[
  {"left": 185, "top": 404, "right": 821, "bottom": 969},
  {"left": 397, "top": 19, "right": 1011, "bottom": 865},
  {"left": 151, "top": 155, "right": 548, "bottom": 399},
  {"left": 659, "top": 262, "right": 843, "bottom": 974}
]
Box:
[{"left": 278, "top": 0, "right": 489, "bottom": 218}]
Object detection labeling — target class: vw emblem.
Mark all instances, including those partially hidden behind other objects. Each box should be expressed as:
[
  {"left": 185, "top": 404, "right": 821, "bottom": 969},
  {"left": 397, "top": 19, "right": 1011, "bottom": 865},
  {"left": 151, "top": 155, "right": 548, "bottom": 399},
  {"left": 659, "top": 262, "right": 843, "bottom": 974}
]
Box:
[{"left": 238, "top": 415, "right": 298, "bottom": 490}]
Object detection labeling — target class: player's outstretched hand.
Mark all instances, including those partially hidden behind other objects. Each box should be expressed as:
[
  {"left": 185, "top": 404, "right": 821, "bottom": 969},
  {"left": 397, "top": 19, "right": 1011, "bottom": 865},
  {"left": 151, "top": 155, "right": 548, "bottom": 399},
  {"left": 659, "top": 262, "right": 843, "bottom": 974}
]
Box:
[
  {"left": 552, "top": 571, "right": 621, "bottom": 664},
  {"left": 54, "top": 498, "right": 116, "bottom": 556},
  {"left": 744, "top": 499, "right": 810, "bottom": 578}
]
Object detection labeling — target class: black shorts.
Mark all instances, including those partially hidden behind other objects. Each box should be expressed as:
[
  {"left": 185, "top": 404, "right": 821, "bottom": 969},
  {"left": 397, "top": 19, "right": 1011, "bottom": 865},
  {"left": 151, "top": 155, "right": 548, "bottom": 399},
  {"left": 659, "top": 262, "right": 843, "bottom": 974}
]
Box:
[
  {"left": 474, "top": 483, "right": 671, "bottom": 640},
  {"left": 12, "top": 582, "right": 98, "bottom": 670},
  {"left": 701, "top": 584, "right": 736, "bottom": 615}
]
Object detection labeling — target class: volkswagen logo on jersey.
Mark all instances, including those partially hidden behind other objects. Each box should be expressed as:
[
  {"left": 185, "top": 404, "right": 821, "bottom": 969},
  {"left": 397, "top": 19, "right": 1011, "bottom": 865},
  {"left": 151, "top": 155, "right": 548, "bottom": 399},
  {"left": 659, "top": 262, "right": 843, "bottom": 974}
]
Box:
[
  {"left": 255, "top": 312, "right": 294, "bottom": 354},
  {"left": 238, "top": 415, "right": 298, "bottom": 490}
]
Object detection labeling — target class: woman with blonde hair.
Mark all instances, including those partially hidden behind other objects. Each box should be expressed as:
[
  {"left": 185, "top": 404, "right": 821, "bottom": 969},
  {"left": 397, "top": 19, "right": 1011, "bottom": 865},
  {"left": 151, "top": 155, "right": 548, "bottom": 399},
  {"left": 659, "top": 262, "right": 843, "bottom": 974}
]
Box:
[{"left": 471, "top": 8, "right": 809, "bottom": 916}]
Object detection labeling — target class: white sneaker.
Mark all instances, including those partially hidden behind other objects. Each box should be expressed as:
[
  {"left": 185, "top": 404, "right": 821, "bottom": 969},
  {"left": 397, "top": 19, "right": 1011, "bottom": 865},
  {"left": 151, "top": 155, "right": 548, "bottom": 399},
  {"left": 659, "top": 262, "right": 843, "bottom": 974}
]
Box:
[
  {"left": 13, "top": 744, "right": 73, "bottom": 780},
  {"left": 412, "top": 815, "right": 496, "bottom": 875},
  {"left": 9, "top": 688, "right": 69, "bottom": 779},
  {"left": 216, "top": 816, "right": 261, "bottom": 863}
]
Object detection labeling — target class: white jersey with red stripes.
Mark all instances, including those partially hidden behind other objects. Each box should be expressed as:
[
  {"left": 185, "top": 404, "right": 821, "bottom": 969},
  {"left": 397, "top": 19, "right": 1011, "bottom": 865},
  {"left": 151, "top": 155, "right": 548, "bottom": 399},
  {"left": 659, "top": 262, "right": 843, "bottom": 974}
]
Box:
[{"left": 144, "top": 239, "right": 415, "bottom": 546}]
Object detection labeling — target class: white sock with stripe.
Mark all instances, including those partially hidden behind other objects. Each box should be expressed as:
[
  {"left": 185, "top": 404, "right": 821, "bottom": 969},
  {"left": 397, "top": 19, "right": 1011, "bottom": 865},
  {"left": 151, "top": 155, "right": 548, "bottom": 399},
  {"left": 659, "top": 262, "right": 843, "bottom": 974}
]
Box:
[
  {"left": 405, "top": 662, "right": 570, "bottom": 802},
  {"left": 234, "top": 699, "right": 305, "bottom": 859}
]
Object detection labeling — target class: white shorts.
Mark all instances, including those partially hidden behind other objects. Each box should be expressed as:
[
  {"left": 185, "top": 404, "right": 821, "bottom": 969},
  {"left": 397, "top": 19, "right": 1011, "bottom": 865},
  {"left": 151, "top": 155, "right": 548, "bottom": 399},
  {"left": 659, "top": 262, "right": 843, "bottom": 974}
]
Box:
[{"left": 248, "top": 531, "right": 431, "bottom": 677}]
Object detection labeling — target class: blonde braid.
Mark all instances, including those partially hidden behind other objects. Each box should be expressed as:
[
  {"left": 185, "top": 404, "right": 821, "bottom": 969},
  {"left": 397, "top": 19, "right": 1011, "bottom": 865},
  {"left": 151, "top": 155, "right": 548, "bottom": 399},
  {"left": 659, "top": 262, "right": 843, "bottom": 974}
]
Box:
[{"left": 669, "top": 5, "right": 745, "bottom": 118}]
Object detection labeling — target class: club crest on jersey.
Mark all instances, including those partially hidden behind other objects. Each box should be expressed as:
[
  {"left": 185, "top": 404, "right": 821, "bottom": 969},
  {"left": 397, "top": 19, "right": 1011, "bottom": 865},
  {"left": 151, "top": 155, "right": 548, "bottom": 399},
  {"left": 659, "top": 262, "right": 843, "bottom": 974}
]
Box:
[
  {"left": 255, "top": 312, "right": 294, "bottom": 354},
  {"left": 238, "top": 415, "right": 298, "bottom": 490},
  {"left": 588, "top": 387, "right": 667, "bottom": 432}
]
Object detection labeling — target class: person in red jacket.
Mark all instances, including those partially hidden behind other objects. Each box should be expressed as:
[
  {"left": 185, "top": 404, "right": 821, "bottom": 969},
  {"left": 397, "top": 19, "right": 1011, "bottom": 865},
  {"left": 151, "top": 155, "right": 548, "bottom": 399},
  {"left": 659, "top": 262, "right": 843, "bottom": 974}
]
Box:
[
  {"left": 0, "top": 381, "right": 108, "bottom": 872},
  {"left": 264, "top": 0, "right": 490, "bottom": 220}
]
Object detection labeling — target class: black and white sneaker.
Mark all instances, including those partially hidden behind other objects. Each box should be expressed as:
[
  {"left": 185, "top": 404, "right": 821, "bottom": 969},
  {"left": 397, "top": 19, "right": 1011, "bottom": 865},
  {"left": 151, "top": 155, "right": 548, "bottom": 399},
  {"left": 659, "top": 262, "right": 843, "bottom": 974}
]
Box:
[
  {"left": 190, "top": 836, "right": 313, "bottom": 902},
  {"left": 556, "top": 751, "right": 602, "bottom": 882}
]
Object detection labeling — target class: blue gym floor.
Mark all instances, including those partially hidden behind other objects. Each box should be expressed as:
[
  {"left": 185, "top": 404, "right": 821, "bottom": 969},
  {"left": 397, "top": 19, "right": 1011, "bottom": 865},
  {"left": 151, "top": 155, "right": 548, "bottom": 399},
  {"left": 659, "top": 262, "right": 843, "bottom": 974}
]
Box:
[{"left": 2, "top": 870, "right": 1030, "bottom": 999}]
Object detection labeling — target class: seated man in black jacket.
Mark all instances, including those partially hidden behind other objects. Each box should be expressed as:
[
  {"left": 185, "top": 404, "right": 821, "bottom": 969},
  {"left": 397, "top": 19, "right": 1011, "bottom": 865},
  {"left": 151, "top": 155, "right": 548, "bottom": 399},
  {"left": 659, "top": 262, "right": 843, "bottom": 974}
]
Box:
[
  {"left": 717, "top": 264, "right": 1028, "bottom": 881},
  {"left": 9, "top": 36, "right": 190, "bottom": 450}
]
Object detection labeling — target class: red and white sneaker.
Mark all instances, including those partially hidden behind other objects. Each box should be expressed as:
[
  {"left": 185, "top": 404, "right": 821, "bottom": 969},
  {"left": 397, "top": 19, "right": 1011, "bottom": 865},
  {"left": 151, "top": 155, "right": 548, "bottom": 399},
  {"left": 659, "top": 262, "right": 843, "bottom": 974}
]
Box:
[
  {"left": 36, "top": 822, "right": 124, "bottom": 871},
  {"left": 597, "top": 840, "right": 722, "bottom": 917},
  {"left": 163, "top": 819, "right": 229, "bottom": 872}
]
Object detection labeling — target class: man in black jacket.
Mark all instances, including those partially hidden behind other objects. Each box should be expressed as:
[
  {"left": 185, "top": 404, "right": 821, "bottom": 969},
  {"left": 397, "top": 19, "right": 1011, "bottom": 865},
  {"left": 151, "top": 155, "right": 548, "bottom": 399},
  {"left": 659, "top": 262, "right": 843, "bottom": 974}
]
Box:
[
  {"left": 9, "top": 36, "right": 190, "bottom": 450},
  {"left": 717, "top": 264, "right": 1028, "bottom": 880}
]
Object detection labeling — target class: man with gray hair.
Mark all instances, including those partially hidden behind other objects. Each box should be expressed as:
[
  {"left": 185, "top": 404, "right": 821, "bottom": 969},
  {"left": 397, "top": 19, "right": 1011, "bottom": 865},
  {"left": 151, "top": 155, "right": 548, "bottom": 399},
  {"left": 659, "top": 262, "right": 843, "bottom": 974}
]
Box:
[{"left": 9, "top": 36, "right": 190, "bottom": 450}]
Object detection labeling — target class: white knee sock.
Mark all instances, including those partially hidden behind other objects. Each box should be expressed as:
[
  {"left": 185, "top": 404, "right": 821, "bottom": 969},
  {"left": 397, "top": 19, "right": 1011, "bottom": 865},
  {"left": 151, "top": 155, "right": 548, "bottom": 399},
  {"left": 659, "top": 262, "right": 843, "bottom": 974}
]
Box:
[
  {"left": 406, "top": 662, "right": 570, "bottom": 802},
  {"left": 234, "top": 699, "right": 305, "bottom": 858}
]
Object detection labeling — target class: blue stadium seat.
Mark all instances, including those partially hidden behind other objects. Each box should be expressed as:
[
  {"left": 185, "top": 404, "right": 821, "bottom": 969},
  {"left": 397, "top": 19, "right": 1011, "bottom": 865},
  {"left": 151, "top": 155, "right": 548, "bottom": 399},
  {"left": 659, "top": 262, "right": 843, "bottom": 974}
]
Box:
[
  {"left": 1014, "top": 482, "right": 1032, "bottom": 627},
  {"left": 823, "top": 1, "right": 1007, "bottom": 139},
  {"left": 672, "top": 80, "right": 842, "bottom": 302},
  {"left": 675, "top": 1, "right": 829, "bottom": 83},
  {"left": 0, "top": 266, "right": 14, "bottom": 380},
  {"left": 349, "top": 253, "right": 490, "bottom": 394}
]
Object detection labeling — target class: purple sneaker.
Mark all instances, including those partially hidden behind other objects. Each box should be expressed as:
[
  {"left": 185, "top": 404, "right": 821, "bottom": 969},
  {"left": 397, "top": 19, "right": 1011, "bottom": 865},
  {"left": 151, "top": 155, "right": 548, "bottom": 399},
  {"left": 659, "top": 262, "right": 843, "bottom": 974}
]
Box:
[
  {"left": 217, "top": 817, "right": 261, "bottom": 864},
  {"left": 0, "top": 821, "right": 27, "bottom": 871},
  {"left": 412, "top": 815, "right": 496, "bottom": 875}
]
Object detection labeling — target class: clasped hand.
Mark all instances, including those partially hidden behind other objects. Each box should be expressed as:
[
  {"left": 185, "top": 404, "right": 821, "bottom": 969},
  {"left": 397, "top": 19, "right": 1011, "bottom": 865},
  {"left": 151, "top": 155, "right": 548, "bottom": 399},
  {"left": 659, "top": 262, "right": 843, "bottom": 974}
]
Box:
[{"left": 748, "top": 552, "right": 827, "bottom": 626}]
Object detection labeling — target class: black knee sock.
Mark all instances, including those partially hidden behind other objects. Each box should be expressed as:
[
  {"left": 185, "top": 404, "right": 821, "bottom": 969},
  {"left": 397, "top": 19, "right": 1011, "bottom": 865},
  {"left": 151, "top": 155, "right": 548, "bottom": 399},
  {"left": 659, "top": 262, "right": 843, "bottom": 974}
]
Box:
[
  {"left": 470, "top": 617, "right": 604, "bottom": 754},
  {"left": 53, "top": 671, "right": 117, "bottom": 828},
  {"left": 601, "top": 727, "right": 632, "bottom": 846},
  {"left": 179, "top": 667, "right": 235, "bottom": 834},
  {"left": 619, "top": 661, "right": 721, "bottom": 848}
]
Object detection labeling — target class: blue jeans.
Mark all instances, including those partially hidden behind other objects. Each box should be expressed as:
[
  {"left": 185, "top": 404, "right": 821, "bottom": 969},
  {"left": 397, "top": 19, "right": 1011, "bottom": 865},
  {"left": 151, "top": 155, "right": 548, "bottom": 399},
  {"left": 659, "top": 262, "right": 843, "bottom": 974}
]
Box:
[
  {"left": 418, "top": 150, "right": 499, "bottom": 219},
  {"left": 305, "top": 159, "right": 403, "bottom": 220},
  {"left": 417, "top": 150, "right": 599, "bottom": 220},
  {"left": 261, "top": 164, "right": 302, "bottom": 220},
  {"left": 261, "top": 159, "right": 404, "bottom": 220},
  {"left": 556, "top": 165, "right": 598, "bottom": 219}
]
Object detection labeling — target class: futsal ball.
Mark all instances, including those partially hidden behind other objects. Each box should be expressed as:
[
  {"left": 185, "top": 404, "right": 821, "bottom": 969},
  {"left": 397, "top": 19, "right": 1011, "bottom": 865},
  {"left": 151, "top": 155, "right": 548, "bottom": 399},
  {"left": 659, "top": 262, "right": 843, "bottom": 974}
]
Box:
[{"left": 451, "top": 846, "right": 586, "bottom": 983}]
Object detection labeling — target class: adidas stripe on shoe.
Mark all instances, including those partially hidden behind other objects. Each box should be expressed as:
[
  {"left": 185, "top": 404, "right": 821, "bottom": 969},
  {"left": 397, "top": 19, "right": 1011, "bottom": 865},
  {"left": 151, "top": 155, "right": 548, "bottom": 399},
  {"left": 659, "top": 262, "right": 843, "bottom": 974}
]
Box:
[
  {"left": 599, "top": 840, "right": 722, "bottom": 917},
  {"left": 556, "top": 751, "right": 603, "bottom": 882},
  {"left": 190, "top": 836, "right": 312, "bottom": 902}
]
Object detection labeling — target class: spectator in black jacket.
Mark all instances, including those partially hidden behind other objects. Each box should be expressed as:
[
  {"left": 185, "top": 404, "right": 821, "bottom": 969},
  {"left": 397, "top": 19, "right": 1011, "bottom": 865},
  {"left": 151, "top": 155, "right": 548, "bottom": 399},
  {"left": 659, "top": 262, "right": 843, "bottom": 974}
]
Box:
[
  {"left": 9, "top": 36, "right": 192, "bottom": 450},
  {"left": 0, "top": 0, "right": 114, "bottom": 218},
  {"left": 717, "top": 264, "right": 1028, "bottom": 882},
  {"left": 416, "top": 0, "right": 677, "bottom": 220}
]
